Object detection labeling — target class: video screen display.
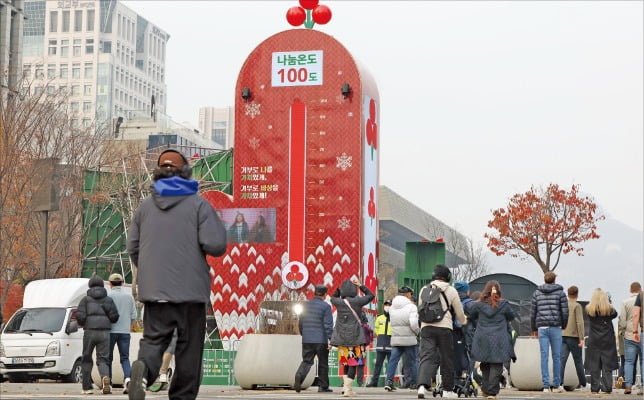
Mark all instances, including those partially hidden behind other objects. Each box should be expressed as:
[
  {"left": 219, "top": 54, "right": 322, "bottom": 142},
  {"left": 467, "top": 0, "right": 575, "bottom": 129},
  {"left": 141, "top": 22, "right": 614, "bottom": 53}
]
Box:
[{"left": 219, "top": 208, "right": 276, "bottom": 244}]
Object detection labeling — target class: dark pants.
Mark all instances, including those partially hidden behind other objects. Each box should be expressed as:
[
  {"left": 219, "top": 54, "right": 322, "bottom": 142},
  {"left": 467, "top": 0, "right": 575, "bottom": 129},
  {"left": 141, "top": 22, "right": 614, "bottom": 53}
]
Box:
[
  {"left": 480, "top": 362, "right": 503, "bottom": 396},
  {"left": 356, "top": 363, "right": 364, "bottom": 385},
  {"left": 453, "top": 331, "right": 468, "bottom": 377},
  {"left": 589, "top": 358, "right": 613, "bottom": 393},
  {"left": 109, "top": 333, "right": 132, "bottom": 379},
  {"left": 81, "top": 330, "right": 110, "bottom": 391},
  {"left": 368, "top": 350, "right": 391, "bottom": 386},
  {"left": 294, "top": 343, "right": 329, "bottom": 389},
  {"left": 137, "top": 302, "right": 206, "bottom": 400},
  {"left": 417, "top": 326, "right": 455, "bottom": 391},
  {"left": 560, "top": 336, "right": 587, "bottom": 387}
]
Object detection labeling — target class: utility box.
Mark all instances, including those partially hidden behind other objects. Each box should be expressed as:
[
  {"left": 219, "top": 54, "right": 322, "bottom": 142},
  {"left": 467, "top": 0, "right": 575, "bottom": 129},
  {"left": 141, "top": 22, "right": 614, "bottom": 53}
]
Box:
[{"left": 399, "top": 241, "right": 446, "bottom": 296}]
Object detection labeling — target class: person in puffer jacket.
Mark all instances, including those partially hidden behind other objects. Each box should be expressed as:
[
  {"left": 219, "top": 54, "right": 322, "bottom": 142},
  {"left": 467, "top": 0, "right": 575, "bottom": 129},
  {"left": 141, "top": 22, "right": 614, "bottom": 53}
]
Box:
[
  {"left": 76, "top": 275, "right": 120, "bottom": 394},
  {"left": 530, "top": 271, "right": 569, "bottom": 393},
  {"left": 384, "top": 286, "right": 420, "bottom": 392}
]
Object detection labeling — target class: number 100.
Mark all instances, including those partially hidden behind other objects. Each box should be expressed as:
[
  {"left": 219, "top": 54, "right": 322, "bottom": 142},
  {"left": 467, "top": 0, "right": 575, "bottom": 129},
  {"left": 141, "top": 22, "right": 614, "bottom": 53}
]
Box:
[{"left": 277, "top": 68, "right": 308, "bottom": 83}]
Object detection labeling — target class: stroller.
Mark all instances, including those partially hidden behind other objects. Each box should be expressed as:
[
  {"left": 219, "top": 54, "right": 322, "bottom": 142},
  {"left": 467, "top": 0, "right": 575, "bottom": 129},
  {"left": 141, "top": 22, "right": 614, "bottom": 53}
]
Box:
[{"left": 431, "top": 334, "right": 479, "bottom": 398}]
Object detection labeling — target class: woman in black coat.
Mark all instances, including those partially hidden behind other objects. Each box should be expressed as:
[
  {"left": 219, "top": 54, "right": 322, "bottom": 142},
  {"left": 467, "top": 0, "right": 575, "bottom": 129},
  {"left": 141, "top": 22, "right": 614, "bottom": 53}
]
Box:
[
  {"left": 468, "top": 280, "right": 516, "bottom": 399},
  {"left": 585, "top": 288, "right": 618, "bottom": 394}
]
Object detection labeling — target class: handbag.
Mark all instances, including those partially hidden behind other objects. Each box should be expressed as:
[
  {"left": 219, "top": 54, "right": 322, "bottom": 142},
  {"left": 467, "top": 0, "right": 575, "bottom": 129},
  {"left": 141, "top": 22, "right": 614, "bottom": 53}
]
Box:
[{"left": 343, "top": 299, "right": 374, "bottom": 344}]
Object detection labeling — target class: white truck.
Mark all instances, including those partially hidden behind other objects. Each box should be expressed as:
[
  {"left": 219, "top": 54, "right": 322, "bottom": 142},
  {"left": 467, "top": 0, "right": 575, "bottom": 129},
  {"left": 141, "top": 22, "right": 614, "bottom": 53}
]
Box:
[{"left": 0, "top": 278, "right": 87, "bottom": 382}]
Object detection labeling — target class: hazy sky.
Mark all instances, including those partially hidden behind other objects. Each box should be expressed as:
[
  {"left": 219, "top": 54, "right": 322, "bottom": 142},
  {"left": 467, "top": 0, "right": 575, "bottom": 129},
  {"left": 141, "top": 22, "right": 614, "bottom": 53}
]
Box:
[{"left": 123, "top": 1, "right": 643, "bottom": 245}]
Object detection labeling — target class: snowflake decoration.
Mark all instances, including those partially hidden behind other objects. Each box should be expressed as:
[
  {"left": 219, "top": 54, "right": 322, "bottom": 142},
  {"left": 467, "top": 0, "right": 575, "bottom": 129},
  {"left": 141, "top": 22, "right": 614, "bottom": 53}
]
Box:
[
  {"left": 336, "top": 152, "right": 353, "bottom": 171},
  {"left": 337, "top": 216, "right": 351, "bottom": 231},
  {"left": 245, "top": 102, "right": 261, "bottom": 119},
  {"left": 249, "top": 137, "right": 260, "bottom": 150}
]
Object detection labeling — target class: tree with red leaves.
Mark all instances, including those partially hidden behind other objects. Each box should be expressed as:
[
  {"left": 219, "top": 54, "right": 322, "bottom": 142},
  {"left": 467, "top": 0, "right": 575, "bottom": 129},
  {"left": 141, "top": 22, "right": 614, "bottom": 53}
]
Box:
[{"left": 485, "top": 184, "right": 604, "bottom": 274}]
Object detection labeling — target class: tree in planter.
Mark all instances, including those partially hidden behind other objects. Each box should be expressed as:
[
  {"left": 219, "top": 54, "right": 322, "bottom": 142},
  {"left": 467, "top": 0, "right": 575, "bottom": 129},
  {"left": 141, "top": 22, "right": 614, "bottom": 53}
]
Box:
[{"left": 485, "top": 183, "right": 604, "bottom": 274}]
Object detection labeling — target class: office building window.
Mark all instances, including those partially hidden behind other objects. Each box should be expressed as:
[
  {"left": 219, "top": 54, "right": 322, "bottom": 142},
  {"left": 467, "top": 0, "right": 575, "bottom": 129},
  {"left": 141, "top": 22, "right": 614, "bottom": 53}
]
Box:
[
  {"left": 48, "top": 39, "right": 57, "bottom": 55},
  {"left": 49, "top": 11, "right": 58, "bottom": 32},
  {"left": 59, "top": 85, "right": 68, "bottom": 95},
  {"left": 34, "top": 86, "right": 43, "bottom": 96},
  {"left": 84, "top": 64, "right": 93, "bottom": 79},
  {"left": 71, "top": 102, "right": 79, "bottom": 113},
  {"left": 47, "top": 64, "right": 56, "bottom": 79},
  {"left": 86, "top": 38, "right": 94, "bottom": 54},
  {"left": 101, "top": 40, "right": 111, "bottom": 53},
  {"left": 72, "top": 64, "right": 80, "bottom": 79},
  {"left": 46, "top": 85, "right": 56, "bottom": 96},
  {"left": 35, "top": 65, "right": 43, "bottom": 79},
  {"left": 23, "top": 64, "right": 31, "bottom": 79},
  {"left": 83, "top": 119, "right": 91, "bottom": 128},
  {"left": 71, "top": 85, "right": 80, "bottom": 96},
  {"left": 73, "top": 39, "right": 82, "bottom": 56},
  {"left": 71, "top": 119, "right": 79, "bottom": 128},
  {"left": 60, "top": 64, "right": 68, "bottom": 79},
  {"left": 74, "top": 10, "right": 82, "bottom": 32},
  {"left": 62, "top": 10, "right": 70, "bottom": 32},
  {"left": 83, "top": 102, "right": 92, "bottom": 113},
  {"left": 84, "top": 85, "right": 92, "bottom": 96},
  {"left": 86, "top": 9, "right": 94, "bottom": 31},
  {"left": 61, "top": 40, "right": 69, "bottom": 57}
]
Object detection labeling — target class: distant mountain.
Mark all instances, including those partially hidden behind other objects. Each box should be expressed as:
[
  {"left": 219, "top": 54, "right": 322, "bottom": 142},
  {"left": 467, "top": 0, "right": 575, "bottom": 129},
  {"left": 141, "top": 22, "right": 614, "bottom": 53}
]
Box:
[{"left": 488, "top": 216, "right": 643, "bottom": 310}]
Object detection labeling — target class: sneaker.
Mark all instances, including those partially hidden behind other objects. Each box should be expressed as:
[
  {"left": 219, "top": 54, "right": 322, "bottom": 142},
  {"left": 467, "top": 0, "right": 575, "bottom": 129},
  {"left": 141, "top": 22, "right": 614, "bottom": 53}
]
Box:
[
  {"left": 365, "top": 382, "right": 377, "bottom": 387},
  {"left": 128, "top": 360, "right": 148, "bottom": 400},
  {"left": 158, "top": 373, "right": 168, "bottom": 384},
  {"left": 554, "top": 385, "right": 564, "bottom": 393},
  {"left": 617, "top": 377, "right": 624, "bottom": 389},
  {"left": 123, "top": 378, "right": 130, "bottom": 394},
  {"left": 636, "top": 386, "right": 643, "bottom": 395},
  {"left": 102, "top": 376, "right": 111, "bottom": 394},
  {"left": 543, "top": 388, "right": 551, "bottom": 393},
  {"left": 624, "top": 386, "right": 632, "bottom": 394},
  {"left": 293, "top": 378, "right": 301, "bottom": 393},
  {"left": 417, "top": 385, "right": 426, "bottom": 399},
  {"left": 442, "top": 391, "right": 459, "bottom": 398},
  {"left": 384, "top": 383, "right": 396, "bottom": 392},
  {"left": 81, "top": 389, "right": 94, "bottom": 395}
]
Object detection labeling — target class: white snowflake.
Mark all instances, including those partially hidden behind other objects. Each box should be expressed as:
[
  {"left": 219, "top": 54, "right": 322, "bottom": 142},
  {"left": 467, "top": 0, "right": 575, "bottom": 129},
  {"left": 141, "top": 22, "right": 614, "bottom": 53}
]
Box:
[
  {"left": 336, "top": 152, "right": 353, "bottom": 171},
  {"left": 337, "top": 216, "right": 351, "bottom": 231},
  {"left": 249, "top": 137, "right": 260, "bottom": 150},
  {"left": 245, "top": 102, "right": 261, "bottom": 119}
]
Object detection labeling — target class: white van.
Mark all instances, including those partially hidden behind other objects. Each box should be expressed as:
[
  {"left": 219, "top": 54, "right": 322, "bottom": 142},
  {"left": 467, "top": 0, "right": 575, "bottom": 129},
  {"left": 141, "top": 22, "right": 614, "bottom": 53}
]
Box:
[{"left": 0, "top": 278, "right": 87, "bottom": 382}]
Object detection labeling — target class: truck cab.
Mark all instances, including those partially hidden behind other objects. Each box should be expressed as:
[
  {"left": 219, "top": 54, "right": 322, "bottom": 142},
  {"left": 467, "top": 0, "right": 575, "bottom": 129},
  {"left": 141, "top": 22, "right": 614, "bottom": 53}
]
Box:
[{"left": 0, "top": 278, "right": 88, "bottom": 382}]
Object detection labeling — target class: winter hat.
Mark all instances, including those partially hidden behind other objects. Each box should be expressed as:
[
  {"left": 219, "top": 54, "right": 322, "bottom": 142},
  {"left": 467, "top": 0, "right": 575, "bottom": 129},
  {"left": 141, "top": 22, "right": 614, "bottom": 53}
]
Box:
[
  {"left": 432, "top": 264, "right": 451, "bottom": 281},
  {"left": 158, "top": 149, "right": 187, "bottom": 168},
  {"left": 89, "top": 275, "right": 104, "bottom": 288},
  {"left": 314, "top": 285, "right": 328, "bottom": 296},
  {"left": 454, "top": 281, "right": 470, "bottom": 294}
]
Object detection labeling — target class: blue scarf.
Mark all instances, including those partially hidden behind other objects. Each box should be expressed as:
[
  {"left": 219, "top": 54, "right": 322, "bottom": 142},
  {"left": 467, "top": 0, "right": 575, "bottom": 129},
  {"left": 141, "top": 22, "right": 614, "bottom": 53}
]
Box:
[{"left": 153, "top": 176, "right": 198, "bottom": 196}]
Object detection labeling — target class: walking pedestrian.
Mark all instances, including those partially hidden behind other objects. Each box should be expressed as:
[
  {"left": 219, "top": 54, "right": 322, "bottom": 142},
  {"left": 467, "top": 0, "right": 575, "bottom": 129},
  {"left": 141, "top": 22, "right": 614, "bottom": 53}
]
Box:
[
  {"left": 366, "top": 300, "right": 392, "bottom": 387},
  {"left": 384, "top": 286, "right": 420, "bottom": 392},
  {"left": 469, "top": 280, "right": 516, "bottom": 399},
  {"left": 560, "top": 285, "right": 588, "bottom": 390},
  {"left": 107, "top": 273, "right": 137, "bottom": 393},
  {"left": 585, "top": 288, "right": 618, "bottom": 394},
  {"left": 77, "top": 275, "right": 120, "bottom": 395},
  {"left": 618, "top": 282, "right": 642, "bottom": 394},
  {"left": 416, "top": 264, "right": 467, "bottom": 399},
  {"left": 126, "top": 148, "right": 227, "bottom": 400},
  {"left": 329, "top": 279, "right": 375, "bottom": 397},
  {"left": 530, "top": 271, "right": 568, "bottom": 393},
  {"left": 632, "top": 290, "right": 643, "bottom": 395},
  {"left": 293, "top": 284, "right": 334, "bottom": 393}
]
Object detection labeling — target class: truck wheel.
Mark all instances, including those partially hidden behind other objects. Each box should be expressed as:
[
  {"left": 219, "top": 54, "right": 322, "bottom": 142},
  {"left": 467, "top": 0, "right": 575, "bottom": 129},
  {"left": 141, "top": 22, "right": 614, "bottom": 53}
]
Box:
[{"left": 64, "top": 360, "right": 83, "bottom": 383}]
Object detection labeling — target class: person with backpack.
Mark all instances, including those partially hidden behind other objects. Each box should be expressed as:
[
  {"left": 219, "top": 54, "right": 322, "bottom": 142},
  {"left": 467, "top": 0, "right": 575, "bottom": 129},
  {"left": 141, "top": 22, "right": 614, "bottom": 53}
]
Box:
[{"left": 416, "top": 264, "right": 467, "bottom": 399}]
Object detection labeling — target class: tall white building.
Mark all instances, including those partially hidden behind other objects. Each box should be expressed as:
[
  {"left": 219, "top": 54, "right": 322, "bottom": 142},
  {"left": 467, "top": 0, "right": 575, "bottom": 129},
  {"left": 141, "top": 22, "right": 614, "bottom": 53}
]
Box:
[
  {"left": 0, "top": 0, "right": 24, "bottom": 96},
  {"left": 22, "top": 0, "right": 168, "bottom": 131},
  {"left": 198, "top": 106, "right": 234, "bottom": 149}
]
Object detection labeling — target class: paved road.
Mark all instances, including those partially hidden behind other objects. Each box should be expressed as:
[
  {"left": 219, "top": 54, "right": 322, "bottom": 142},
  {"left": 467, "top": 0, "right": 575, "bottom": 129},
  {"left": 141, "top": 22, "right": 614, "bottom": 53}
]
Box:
[{"left": 0, "top": 383, "right": 639, "bottom": 399}]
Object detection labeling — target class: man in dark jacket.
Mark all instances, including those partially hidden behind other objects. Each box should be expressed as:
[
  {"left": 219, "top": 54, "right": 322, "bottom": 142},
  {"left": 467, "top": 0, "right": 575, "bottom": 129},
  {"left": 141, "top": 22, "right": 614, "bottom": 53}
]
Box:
[
  {"left": 77, "top": 275, "right": 120, "bottom": 395},
  {"left": 531, "top": 271, "right": 569, "bottom": 393},
  {"left": 294, "top": 285, "right": 334, "bottom": 393},
  {"left": 126, "top": 149, "right": 227, "bottom": 400}
]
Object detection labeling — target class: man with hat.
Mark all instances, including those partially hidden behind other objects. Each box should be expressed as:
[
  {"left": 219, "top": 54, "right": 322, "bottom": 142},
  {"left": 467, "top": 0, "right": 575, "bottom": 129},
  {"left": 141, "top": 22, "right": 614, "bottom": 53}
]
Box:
[
  {"left": 453, "top": 281, "right": 475, "bottom": 380},
  {"left": 366, "top": 299, "right": 393, "bottom": 387},
  {"left": 416, "top": 264, "right": 467, "bottom": 399},
  {"left": 107, "top": 273, "right": 137, "bottom": 393},
  {"left": 384, "top": 286, "right": 420, "bottom": 392},
  {"left": 126, "top": 148, "right": 227, "bottom": 400},
  {"left": 294, "top": 284, "right": 334, "bottom": 393}
]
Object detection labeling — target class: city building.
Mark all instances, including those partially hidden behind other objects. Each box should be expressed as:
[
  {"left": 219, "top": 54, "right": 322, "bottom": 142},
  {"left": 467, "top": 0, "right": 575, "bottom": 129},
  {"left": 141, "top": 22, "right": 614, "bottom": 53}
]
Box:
[
  {"left": 198, "top": 106, "right": 234, "bottom": 149},
  {"left": 0, "top": 0, "right": 24, "bottom": 96},
  {"left": 21, "top": 0, "right": 168, "bottom": 130}
]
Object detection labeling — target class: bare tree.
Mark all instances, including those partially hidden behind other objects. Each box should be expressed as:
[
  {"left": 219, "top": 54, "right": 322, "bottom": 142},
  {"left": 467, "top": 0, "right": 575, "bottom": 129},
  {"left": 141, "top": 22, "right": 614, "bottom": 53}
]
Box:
[{"left": 451, "top": 238, "right": 490, "bottom": 282}]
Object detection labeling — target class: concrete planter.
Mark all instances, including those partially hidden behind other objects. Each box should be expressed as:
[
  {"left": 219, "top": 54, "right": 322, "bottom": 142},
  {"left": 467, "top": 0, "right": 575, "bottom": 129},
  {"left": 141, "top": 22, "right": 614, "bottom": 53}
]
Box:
[
  {"left": 233, "top": 334, "right": 315, "bottom": 390},
  {"left": 511, "top": 336, "right": 580, "bottom": 390}
]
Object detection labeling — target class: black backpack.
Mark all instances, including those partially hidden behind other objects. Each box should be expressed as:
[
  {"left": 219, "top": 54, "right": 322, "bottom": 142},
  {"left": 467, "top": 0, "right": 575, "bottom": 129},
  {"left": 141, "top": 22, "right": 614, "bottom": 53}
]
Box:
[{"left": 418, "top": 284, "right": 449, "bottom": 323}]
